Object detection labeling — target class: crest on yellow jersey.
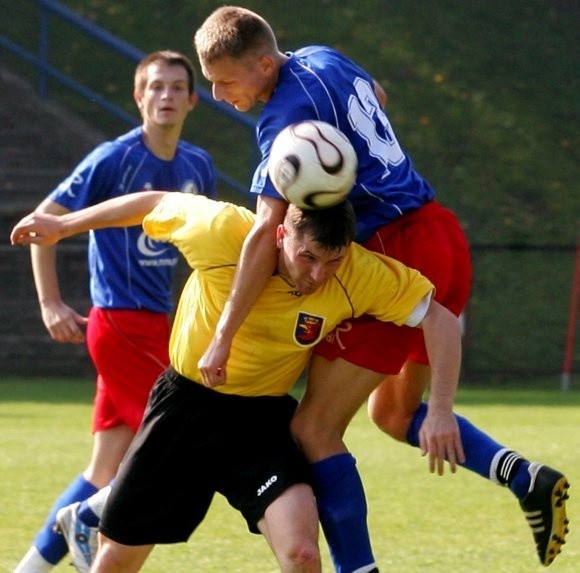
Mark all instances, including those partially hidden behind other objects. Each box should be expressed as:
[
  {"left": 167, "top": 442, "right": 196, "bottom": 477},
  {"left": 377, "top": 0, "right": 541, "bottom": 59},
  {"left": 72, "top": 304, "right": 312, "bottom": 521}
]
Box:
[{"left": 294, "top": 312, "right": 324, "bottom": 346}]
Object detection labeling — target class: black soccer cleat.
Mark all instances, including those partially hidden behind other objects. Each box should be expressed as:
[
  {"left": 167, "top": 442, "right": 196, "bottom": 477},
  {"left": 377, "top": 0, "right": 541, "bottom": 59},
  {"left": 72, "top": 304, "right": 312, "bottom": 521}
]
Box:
[{"left": 519, "top": 462, "right": 570, "bottom": 567}]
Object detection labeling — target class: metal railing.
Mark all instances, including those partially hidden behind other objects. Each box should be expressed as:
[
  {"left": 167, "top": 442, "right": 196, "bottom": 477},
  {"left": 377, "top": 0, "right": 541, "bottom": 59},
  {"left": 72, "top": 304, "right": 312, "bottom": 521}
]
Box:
[{"left": 0, "top": 0, "right": 257, "bottom": 197}]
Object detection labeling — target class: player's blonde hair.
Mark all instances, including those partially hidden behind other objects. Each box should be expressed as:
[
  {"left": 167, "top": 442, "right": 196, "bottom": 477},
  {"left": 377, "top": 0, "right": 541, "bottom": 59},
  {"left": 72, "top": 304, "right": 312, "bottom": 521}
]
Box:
[
  {"left": 194, "top": 6, "right": 278, "bottom": 65},
  {"left": 134, "top": 50, "right": 196, "bottom": 95}
]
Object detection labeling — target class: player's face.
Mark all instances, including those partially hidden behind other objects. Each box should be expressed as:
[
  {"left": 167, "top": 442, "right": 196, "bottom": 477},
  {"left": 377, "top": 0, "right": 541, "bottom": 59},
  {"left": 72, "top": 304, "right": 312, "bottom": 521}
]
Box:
[
  {"left": 201, "top": 55, "right": 276, "bottom": 112},
  {"left": 277, "top": 228, "right": 347, "bottom": 295},
  {"left": 135, "top": 62, "right": 197, "bottom": 128}
]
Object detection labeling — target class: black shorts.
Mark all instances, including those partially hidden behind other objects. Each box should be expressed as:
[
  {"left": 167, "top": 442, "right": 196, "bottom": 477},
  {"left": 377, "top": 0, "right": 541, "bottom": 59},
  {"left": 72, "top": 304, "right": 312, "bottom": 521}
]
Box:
[{"left": 100, "top": 368, "right": 311, "bottom": 545}]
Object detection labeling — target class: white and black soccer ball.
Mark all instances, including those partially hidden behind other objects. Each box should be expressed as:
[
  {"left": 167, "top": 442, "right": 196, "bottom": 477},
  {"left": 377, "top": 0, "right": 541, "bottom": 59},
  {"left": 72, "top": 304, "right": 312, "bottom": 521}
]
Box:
[{"left": 267, "top": 120, "right": 357, "bottom": 209}]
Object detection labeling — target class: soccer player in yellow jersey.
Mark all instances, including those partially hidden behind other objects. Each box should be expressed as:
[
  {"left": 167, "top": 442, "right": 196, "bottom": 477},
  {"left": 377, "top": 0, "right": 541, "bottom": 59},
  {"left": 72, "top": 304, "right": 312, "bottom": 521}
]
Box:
[{"left": 11, "top": 192, "right": 459, "bottom": 573}]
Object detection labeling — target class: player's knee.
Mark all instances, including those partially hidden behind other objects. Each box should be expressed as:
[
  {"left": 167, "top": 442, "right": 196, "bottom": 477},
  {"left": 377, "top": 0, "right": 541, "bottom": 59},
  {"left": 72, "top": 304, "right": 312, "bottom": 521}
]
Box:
[
  {"left": 291, "top": 412, "right": 335, "bottom": 457},
  {"left": 290, "top": 411, "right": 303, "bottom": 438},
  {"left": 92, "top": 538, "right": 140, "bottom": 573},
  {"left": 367, "top": 403, "right": 409, "bottom": 442},
  {"left": 290, "top": 409, "right": 317, "bottom": 447},
  {"left": 284, "top": 539, "right": 320, "bottom": 571}
]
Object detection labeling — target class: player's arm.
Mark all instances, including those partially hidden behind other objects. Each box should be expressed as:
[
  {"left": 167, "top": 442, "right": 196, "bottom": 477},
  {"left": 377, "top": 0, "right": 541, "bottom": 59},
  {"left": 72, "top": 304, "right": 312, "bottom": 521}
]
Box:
[
  {"left": 27, "top": 198, "right": 87, "bottom": 344},
  {"left": 417, "top": 300, "right": 465, "bottom": 475},
  {"left": 12, "top": 191, "right": 169, "bottom": 344},
  {"left": 11, "top": 191, "right": 168, "bottom": 246},
  {"left": 197, "top": 194, "right": 288, "bottom": 388}
]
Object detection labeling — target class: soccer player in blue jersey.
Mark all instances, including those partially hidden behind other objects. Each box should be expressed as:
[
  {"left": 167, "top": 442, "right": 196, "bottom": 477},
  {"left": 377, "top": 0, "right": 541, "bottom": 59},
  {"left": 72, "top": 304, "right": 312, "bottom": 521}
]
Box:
[
  {"left": 193, "top": 7, "right": 569, "bottom": 571},
  {"left": 14, "top": 50, "right": 216, "bottom": 573}
]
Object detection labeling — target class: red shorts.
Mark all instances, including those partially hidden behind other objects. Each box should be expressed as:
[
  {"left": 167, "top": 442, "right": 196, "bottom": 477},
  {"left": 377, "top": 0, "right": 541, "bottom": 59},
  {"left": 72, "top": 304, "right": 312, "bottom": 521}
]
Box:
[
  {"left": 314, "top": 201, "right": 472, "bottom": 375},
  {"left": 86, "top": 308, "right": 171, "bottom": 433}
]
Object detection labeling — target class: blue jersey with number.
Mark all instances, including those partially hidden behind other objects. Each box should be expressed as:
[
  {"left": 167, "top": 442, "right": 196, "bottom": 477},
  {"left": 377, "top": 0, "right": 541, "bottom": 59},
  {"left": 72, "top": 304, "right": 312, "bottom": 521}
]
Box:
[
  {"left": 250, "top": 46, "right": 435, "bottom": 242},
  {"left": 49, "top": 127, "right": 216, "bottom": 312}
]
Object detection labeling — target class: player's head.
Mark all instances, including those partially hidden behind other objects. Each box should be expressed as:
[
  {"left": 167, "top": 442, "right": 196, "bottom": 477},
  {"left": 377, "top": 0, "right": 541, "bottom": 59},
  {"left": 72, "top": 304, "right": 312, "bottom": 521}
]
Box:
[
  {"left": 134, "top": 50, "right": 198, "bottom": 127},
  {"left": 276, "top": 201, "right": 356, "bottom": 295},
  {"left": 135, "top": 50, "right": 196, "bottom": 95},
  {"left": 194, "top": 6, "right": 281, "bottom": 112},
  {"left": 194, "top": 6, "right": 277, "bottom": 65}
]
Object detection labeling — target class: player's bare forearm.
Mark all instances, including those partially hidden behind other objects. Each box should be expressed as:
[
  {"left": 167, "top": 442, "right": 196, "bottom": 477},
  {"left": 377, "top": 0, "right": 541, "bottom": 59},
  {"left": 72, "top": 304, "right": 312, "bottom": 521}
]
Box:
[
  {"left": 418, "top": 301, "right": 464, "bottom": 474},
  {"left": 26, "top": 206, "right": 88, "bottom": 343},
  {"left": 31, "top": 243, "right": 62, "bottom": 305},
  {"left": 11, "top": 191, "right": 168, "bottom": 246},
  {"left": 422, "top": 301, "right": 462, "bottom": 411}
]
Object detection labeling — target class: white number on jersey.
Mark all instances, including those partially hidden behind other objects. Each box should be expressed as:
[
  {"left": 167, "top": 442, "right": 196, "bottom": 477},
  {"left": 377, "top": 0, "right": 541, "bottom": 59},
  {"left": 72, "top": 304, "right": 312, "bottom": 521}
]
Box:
[{"left": 347, "top": 77, "right": 405, "bottom": 176}]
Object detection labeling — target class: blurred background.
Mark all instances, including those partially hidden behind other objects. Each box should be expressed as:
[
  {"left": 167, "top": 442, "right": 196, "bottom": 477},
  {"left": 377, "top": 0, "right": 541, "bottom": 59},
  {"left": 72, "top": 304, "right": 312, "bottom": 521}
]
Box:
[{"left": 0, "top": 0, "right": 578, "bottom": 385}]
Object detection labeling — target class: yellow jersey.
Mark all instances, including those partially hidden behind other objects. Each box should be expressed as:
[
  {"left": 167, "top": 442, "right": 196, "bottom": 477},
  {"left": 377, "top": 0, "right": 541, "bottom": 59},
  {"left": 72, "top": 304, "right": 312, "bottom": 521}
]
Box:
[{"left": 143, "top": 193, "right": 434, "bottom": 396}]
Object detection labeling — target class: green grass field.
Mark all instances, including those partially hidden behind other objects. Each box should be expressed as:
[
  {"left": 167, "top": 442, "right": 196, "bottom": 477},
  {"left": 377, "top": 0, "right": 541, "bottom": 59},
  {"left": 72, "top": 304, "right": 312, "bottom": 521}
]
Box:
[{"left": 1, "top": 379, "right": 579, "bottom": 572}]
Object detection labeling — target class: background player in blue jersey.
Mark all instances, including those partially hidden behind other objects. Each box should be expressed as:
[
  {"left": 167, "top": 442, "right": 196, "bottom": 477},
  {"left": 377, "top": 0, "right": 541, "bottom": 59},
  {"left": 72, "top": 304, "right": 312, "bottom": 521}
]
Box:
[
  {"left": 193, "top": 7, "right": 569, "bottom": 571},
  {"left": 14, "top": 50, "right": 216, "bottom": 573}
]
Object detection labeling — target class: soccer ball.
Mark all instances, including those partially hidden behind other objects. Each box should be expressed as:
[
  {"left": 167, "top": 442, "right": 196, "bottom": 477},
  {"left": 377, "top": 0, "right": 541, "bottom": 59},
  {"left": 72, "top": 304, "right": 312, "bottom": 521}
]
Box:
[{"left": 267, "top": 120, "right": 357, "bottom": 209}]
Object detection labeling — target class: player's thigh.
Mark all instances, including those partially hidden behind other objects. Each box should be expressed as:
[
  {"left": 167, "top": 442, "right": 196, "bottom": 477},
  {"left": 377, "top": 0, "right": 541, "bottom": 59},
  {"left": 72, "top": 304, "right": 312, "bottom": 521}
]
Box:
[{"left": 293, "top": 356, "right": 383, "bottom": 444}]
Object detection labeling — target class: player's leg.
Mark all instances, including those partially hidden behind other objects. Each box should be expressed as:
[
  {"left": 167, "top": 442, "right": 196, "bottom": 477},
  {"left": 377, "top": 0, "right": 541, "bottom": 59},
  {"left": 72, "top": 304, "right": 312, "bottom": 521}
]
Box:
[
  {"left": 365, "top": 203, "right": 570, "bottom": 565},
  {"left": 46, "top": 309, "right": 148, "bottom": 570},
  {"left": 83, "top": 425, "right": 134, "bottom": 485},
  {"left": 14, "top": 474, "right": 100, "bottom": 573},
  {"left": 91, "top": 537, "right": 153, "bottom": 573},
  {"left": 369, "top": 360, "right": 534, "bottom": 483},
  {"left": 292, "top": 355, "right": 383, "bottom": 573},
  {"left": 367, "top": 360, "right": 429, "bottom": 442},
  {"left": 95, "top": 370, "right": 216, "bottom": 568},
  {"left": 294, "top": 356, "right": 383, "bottom": 461},
  {"left": 24, "top": 309, "right": 168, "bottom": 572},
  {"left": 76, "top": 483, "right": 111, "bottom": 527},
  {"left": 369, "top": 360, "right": 570, "bottom": 566},
  {"left": 14, "top": 408, "right": 133, "bottom": 573},
  {"left": 258, "top": 483, "right": 321, "bottom": 573},
  {"left": 15, "top": 411, "right": 133, "bottom": 572}
]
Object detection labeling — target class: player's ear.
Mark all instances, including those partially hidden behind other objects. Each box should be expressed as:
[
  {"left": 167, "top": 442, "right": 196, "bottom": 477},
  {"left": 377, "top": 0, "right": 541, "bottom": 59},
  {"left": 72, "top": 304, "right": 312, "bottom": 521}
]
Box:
[
  {"left": 276, "top": 224, "right": 285, "bottom": 248},
  {"left": 259, "top": 54, "right": 276, "bottom": 76},
  {"left": 134, "top": 89, "right": 144, "bottom": 112}
]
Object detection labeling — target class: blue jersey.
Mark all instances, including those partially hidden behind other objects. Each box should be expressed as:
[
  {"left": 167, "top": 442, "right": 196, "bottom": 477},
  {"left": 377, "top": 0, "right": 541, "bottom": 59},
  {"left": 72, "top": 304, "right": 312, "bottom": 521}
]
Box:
[
  {"left": 250, "top": 46, "right": 435, "bottom": 242},
  {"left": 49, "top": 127, "right": 216, "bottom": 312}
]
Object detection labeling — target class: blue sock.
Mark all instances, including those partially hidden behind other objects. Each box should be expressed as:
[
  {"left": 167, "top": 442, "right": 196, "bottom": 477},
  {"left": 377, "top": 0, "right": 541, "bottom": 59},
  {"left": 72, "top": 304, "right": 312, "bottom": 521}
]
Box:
[
  {"left": 34, "top": 474, "right": 98, "bottom": 564},
  {"left": 406, "top": 403, "right": 530, "bottom": 498},
  {"left": 78, "top": 499, "right": 100, "bottom": 527},
  {"left": 508, "top": 465, "right": 531, "bottom": 499},
  {"left": 311, "top": 453, "right": 376, "bottom": 573}
]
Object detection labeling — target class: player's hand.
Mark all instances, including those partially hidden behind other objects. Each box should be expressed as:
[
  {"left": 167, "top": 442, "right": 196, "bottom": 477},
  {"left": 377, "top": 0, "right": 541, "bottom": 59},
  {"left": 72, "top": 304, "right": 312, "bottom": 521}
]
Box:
[
  {"left": 418, "top": 408, "right": 465, "bottom": 475},
  {"left": 10, "top": 212, "right": 64, "bottom": 246},
  {"left": 40, "top": 301, "right": 88, "bottom": 344},
  {"left": 197, "top": 336, "right": 230, "bottom": 388}
]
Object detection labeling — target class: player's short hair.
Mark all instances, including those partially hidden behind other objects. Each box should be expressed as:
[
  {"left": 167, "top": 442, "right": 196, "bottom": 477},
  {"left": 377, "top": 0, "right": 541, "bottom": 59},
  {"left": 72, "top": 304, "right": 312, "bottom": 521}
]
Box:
[
  {"left": 194, "top": 6, "right": 278, "bottom": 65},
  {"left": 284, "top": 201, "right": 356, "bottom": 252},
  {"left": 134, "top": 50, "right": 196, "bottom": 95}
]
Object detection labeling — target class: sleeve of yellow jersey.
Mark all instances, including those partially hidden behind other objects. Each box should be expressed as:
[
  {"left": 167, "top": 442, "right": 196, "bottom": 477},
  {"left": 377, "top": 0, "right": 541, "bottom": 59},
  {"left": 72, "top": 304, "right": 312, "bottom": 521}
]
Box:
[
  {"left": 342, "top": 243, "right": 435, "bottom": 327},
  {"left": 142, "top": 193, "right": 255, "bottom": 269}
]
